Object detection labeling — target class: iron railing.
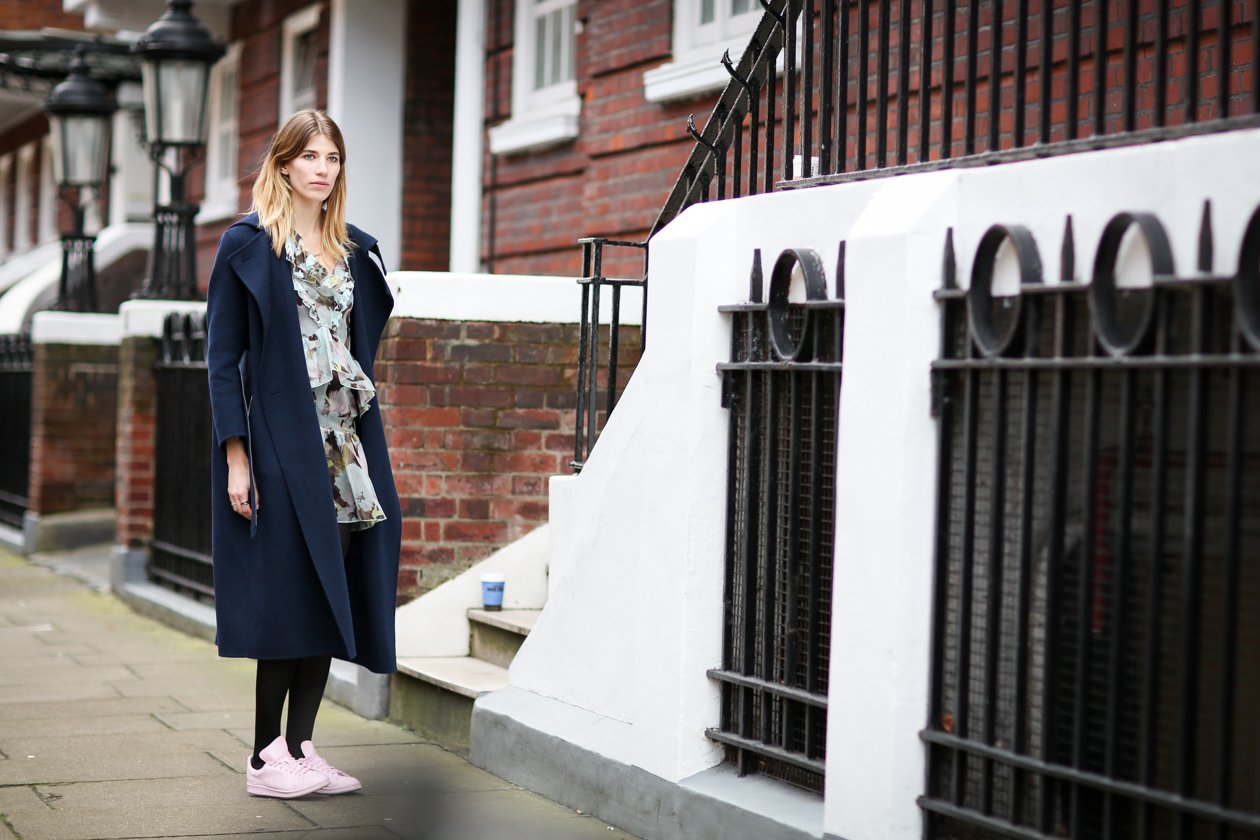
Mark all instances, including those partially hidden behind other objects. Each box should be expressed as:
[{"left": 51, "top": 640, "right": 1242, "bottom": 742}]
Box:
[
  {"left": 709, "top": 247, "right": 843, "bottom": 794},
  {"left": 922, "top": 204, "right": 1260, "bottom": 838},
  {"left": 150, "top": 311, "right": 214, "bottom": 600},
  {"left": 578, "top": 0, "right": 1260, "bottom": 468},
  {"left": 658, "top": 0, "right": 1260, "bottom": 236},
  {"left": 571, "top": 237, "right": 647, "bottom": 470},
  {"left": 0, "top": 334, "right": 33, "bottom": 530}
]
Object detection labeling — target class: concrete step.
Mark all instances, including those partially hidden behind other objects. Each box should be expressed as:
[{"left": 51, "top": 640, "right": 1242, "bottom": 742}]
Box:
[
  {"left": 391, "top": 656, "right": 509, "bottom": 756},
  {"left": 469, "top": 608, "right": 540, "bottom": 669}
]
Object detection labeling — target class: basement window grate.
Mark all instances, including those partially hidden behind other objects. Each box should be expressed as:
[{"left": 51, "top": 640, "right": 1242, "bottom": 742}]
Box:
[
  {"left": 711, "top": 247, "right": 842, "bottom": 795},
  {"left": 923, "top": 209, "right": 1260, "bottom": 838}
]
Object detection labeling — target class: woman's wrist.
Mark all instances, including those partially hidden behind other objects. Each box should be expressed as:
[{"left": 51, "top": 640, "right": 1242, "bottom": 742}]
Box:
[{"left": 225, "top": 437, "right": 248, "bottom": 466}]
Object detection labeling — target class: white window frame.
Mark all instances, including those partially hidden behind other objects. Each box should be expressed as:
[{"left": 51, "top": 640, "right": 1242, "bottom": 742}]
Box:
[
  {"left": 199, "top": 42, "right": 243, "bottom": 223},
  {"left": 13, "top": 143, "right": 35, "bottom": 253},
  {"left": 38, "top": 138, "right": 58, "bottom": 245},
  {"left": 487, "top": 0, "right": 581, "bottom": 156},
  {"left": 280, "top": 4, "right": 321, "bottom": 120},
  {"left": 643, "top": 0, "right": 764, "bottom": 103},
  {"left": 0, "top": 155, "right": 10, "bottom": 261}
]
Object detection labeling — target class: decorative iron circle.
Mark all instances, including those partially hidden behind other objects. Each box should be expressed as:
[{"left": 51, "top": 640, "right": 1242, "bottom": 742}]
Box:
[
  {"left": 768, "top": 248, "right": 828, "bottom": 362},
  {"left": 1234, "top": 205, "right": 1260, "bottom": 351},
  {"left": 1090, "top": 212, "right": 1171, "bottom": 357},
  {"left": 968, "top": 224, "right": 1041, "bottom": 358}
]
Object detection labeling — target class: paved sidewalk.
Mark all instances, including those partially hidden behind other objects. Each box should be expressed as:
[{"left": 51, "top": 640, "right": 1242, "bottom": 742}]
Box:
[{"left": 0, "top": 550, "right": 639, "bottom": 840}]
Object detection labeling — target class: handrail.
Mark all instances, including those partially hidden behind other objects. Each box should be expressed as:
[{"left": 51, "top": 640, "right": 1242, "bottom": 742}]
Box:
[
  {"left": 574, "top": 0, "right": 1260, "bottom": 471},
  {"left": 571, "top": 237, "right": 647, "bottom": 471},
  {"left": 651, "top": 0, "right": 794, "bottom": 237}
]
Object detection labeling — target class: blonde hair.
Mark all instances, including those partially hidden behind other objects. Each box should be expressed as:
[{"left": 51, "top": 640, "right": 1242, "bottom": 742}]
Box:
[{"left": 250, "top": 109, "right": 352, "bottom": 260}]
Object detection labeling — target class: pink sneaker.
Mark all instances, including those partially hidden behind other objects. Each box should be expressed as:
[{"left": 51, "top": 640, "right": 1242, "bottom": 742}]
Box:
[
  {"left": 298, "top": 741, "right": 362, "bottom": 794},
  {"left": 246, "top": 736, "right": 328, "bottom": 798}
]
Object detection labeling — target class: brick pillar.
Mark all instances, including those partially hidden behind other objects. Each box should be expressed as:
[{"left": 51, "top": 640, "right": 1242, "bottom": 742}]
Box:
[
  {"left": 112, "top": 301, "right": 206, "bottom": 589},
  {"left": 26, "top": 312, "right": 121, "bottom": 552}
]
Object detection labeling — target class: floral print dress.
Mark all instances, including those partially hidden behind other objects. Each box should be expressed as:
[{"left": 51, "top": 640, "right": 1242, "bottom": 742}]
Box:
[{"left": 285, "top": 234, "right": 386, "bottom": 531}]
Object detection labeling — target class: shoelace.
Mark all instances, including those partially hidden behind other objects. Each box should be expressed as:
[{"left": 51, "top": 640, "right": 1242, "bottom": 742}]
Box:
[
  {"left": 268, "top": 755, "right": 317, "bottom": 777},
  {"left": 299, "top": 754, "right": 349, "bottom": 779}
]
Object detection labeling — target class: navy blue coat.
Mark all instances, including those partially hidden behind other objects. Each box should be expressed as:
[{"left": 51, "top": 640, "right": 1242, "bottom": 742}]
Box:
[{"left": 206, "top": 213, "right": 401, "bottom": 673}]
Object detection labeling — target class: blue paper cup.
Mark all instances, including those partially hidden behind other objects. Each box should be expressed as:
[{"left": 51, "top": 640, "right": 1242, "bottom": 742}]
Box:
[{"left": 480, "top": 573, "right": 505, "bottom": 611}]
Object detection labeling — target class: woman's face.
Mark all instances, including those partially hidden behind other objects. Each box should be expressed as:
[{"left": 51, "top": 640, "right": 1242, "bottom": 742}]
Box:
[{"left": 280, "top": 133, "right": 341, "bottom": 210}]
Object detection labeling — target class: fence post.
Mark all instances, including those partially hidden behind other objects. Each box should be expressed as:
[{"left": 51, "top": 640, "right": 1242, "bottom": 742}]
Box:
[{"left": 113, "top": 300, "right": 206, "bottom": 591}]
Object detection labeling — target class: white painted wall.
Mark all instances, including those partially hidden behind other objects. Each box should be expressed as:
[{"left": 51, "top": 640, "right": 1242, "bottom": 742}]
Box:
[
  {"left": 389, "top": 270, "right": 642, "bottom": 325},
  {"left": 395, "top": 524, "right": 550, "bottom": 658},
  {"left": 327, "top": 0, "right": 406, "bottom": 271},
  {"left": 491, "top": 125, "right": 1260, "bottom": 840},
  {"left": 509, "top": 181, "right": 887, "bottom": 781}
]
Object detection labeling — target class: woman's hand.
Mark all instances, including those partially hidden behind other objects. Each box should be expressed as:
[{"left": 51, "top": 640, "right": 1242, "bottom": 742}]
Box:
[{"left": 225, "top": 437, "right": 258, "bottom": 520}]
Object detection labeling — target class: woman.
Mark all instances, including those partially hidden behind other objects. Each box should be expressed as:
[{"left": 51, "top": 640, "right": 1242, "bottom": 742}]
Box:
[{"left": 206, "top": 110, "right": 401, "bottom": 799}]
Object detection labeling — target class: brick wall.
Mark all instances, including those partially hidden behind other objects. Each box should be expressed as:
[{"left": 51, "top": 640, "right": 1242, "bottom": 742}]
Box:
[
  {"left": 479, "top": 0, "right": 1259, "bottom": 279},
  {"left": 480, "top": 0, "right": 699, "bottom": 279},
  {"left": 115, "top": 336, "right": 158, "bottom": 547},
  {"left": 374, "top": 316, "right": 636, "bottom": 602},
  {"left": 193, "top": 0, "right": 331, "bottom": 292},
  {"left": 28, "top": 343, "right": 119, "bottom": 516},
  {"left": 375, "top": 318, "right": 579, "bottom": 600},
  {"left": 400, "top": 0, "right": 457, "bottom": 270},
  {"left": 0, "top": 0, "right": 84, "bottom": 31}
]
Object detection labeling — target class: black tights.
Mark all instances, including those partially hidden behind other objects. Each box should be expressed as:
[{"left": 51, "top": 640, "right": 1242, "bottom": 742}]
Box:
[{"left": 251, "top": 525, "right": 352, "bottom": 767}]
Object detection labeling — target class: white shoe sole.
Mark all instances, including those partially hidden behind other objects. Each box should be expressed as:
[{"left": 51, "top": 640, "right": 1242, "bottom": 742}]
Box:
[
  {"left": 318, "top": 779, "right": 362, "bottom": 795},
  {"left": 246, "top": 777, "right": 328, "bottom": 798}
]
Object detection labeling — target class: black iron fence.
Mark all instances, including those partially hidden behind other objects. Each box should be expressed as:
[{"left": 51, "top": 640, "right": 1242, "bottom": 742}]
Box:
[
  {"left": 0, "top": 333, "right": 33, "bottom": 530},
  {"left": 709, "top": 247, "right": 843, "bottom": 794},
  {"left": 922, "top": 205, "right": 1260, "bottom": 837},
  {"left": 579, "top": 0, "right": 1259, "bottom": 464},
  {"left": 150, "top": 311, "right": 214, "bottom": 600},
  {"left": 659, "top": 0, "right": 1260, "bottom": 235}
]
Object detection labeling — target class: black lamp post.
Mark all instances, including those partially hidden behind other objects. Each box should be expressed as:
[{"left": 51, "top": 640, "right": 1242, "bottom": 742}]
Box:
[
  {"left": 132, "top": 0, "right": 224, "bottom": 300},
  {"left": 45, "top": 48, "right": 116, "bottom": 312}
]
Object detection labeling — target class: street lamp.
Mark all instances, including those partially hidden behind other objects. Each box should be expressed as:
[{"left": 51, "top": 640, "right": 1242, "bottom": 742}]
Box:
[
  {"left": 131, "top": 0, "right": 224, "bottom": 300},
  {"left": 45, "top": 48, "right": 116, "bottom": 312}
]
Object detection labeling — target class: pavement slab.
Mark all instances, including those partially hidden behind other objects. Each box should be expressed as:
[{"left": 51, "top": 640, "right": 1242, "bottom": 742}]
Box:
[{"left": 0, "top": 549, "right": 644, "bottom": 840}]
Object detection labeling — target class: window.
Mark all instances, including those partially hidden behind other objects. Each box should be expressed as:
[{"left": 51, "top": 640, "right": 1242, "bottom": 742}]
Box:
[
  {"left": 643, "top": 0, "right": 763, "bottom": 103},
  {"left": 200, "top": 43, "right": 242, "bottom": 222},
  {"left": 487, "top": 0, "right": 581, "bottom": 155},
  {"left": 280, "top": 5, "right": 321, "bottom": 120},
  {"left": 39, "top": 138, "right": 57, "bottom": 245}
]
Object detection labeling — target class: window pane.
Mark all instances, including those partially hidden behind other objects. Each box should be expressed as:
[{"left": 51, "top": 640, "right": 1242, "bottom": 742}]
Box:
[
  {"left": 293, "top": 29, "right": 316, "bottom": 110},
  {"left": 534, "top": 14, "right": 547, "bottom": 90},
  {"left": 730, "top": 0, "right": 751, "bottom": 13},
  {"left": 701, "top": 0, "right": 716, "bottom": 24},
  {"left": 218, "top": 68, "right": 237, "bottom": 181},
  {"left": 550, "top": 9, "right": 562, "bottom": 86}
]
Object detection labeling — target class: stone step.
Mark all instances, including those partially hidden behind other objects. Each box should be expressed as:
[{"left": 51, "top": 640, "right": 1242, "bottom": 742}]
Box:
[
  {"left": 391, "top": 657, "right": 509, "bottom": 755},
  {"left": 468, "top": 608, "right": 540, "bottom": 669}
]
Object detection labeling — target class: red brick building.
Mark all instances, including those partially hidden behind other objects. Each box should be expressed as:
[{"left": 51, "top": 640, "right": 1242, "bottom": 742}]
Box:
[{"left": 181, "top": 0, "right": 746, "bottom": 281}]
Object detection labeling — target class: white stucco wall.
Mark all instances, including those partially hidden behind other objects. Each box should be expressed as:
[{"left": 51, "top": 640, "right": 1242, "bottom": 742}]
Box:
[
  {"left": 497, "top": 125, "right": 1260, "bottom": 840},
  {"left": 508, "top": 181, "right": 889, "bottom": 782}
]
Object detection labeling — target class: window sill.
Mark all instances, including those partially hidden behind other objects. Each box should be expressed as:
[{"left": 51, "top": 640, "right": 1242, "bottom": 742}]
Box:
[
  {"left": 488, "top": 97, "right": 581, "bottom": 156},
  {"left": 196, "top": 199, "right": 241, "bottom": 226},
  {"left": 643, "top": 36, "right": 790, "bottom": 104}
]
